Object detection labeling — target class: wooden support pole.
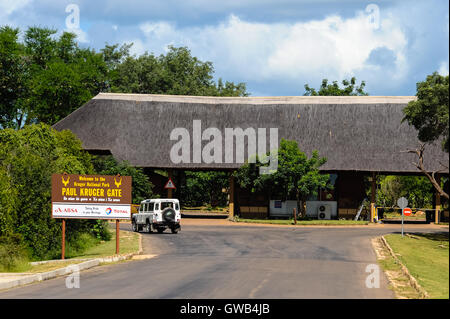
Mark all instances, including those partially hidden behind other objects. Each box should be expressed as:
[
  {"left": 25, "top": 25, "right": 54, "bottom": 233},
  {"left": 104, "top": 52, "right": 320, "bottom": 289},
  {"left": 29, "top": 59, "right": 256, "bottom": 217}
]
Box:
[
  {"left": 293, "top": 208, "right": 297, "bottom": 225},
  {"left": 167, "top": 169, "right": 173, "bottom": 198},
  {"left": 61, "top": 219, "right": 66, "bottom": 260},
  {"left": 116, "top": 219, "right": 120, "bottom": 255},
  {"left": 229, "top": 174, "right": 235, "bottom": 218},
  {"left": 370, "top": 172, "right": 376, "bottom": 222},
  {"left": 435, "top": 174, "right": 441, "bottom": 224}
]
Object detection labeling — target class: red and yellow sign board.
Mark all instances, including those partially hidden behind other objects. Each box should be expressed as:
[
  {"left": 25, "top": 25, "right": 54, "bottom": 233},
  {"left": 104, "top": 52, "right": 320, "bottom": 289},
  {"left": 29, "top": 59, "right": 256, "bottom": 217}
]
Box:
[{"left": 51, "top": 174, "right": 132, "bottom": 219}]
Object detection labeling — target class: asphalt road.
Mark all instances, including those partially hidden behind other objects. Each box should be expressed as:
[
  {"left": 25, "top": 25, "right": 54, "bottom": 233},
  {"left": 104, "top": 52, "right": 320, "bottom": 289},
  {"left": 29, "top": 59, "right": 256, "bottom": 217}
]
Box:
[{"left": 0, "top": 222, "right": 447, "bottom": 299}]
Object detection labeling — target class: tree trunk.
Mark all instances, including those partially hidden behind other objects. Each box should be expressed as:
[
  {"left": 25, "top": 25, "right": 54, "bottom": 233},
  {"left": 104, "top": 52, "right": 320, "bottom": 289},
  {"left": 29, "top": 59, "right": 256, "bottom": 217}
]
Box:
[{"left": 404, "top": 144, "right": 449, "bottom": 200}]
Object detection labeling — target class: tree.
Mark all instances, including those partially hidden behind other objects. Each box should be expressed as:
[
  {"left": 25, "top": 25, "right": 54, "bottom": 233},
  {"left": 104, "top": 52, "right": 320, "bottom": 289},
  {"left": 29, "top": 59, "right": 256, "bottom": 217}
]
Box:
[
  {"left": 402, "top": 73, "right": 449, "bottom": 200},
  {"left": 373, "top": 175, "right": 434, "bottom": 209},
  {"left": 235, "top": 139, "right": 330, "bottom": 216},
  {"left": 1, "top": 26, "right": 248, "bottom": 128},
  {"left": 179, "top": 171, "right": 228, "bottom": 207},
  {"left": 0, "top": 124, "right": 110, "bottom": 259},
  {"left": 0, "top": 26, "right": 27, "bottom": 129},
  {"left": 110, "top": 46, "right": 248, "bottom": 97},
  {"left": 304, "top": 77, "right": 368, "bottom": 96},
  {"left": 403, "top": 72, "right": 449, "bottom": 153}
]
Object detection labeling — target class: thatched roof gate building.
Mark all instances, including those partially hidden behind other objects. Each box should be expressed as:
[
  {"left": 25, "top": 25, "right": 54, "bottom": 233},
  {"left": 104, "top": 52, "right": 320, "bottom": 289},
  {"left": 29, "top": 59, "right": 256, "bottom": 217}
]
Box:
[{"left": 54, "top": 93, "right": 448, "bottom": 222}]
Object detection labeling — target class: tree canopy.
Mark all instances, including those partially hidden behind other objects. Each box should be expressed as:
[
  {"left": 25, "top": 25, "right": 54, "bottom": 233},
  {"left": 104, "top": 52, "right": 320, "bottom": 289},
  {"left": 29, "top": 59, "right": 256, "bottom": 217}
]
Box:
[
  {"left": 0, "top": 26, "right": 248, "bottom": 128},
  {"left": 304, "top": 77, "right": 368, "bottom": 96},
  {"left": 235, "top": 139, "right": 330, "bottom": 216},
  {"left": 403, "top": 72, "right": 449, "bottom": 153}
]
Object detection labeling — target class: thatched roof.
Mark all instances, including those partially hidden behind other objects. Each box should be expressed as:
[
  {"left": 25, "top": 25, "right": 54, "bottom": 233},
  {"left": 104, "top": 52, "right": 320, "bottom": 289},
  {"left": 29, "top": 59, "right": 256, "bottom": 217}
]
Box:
[{"left": 53, "top": 93, "right": 448, "bottom": 173}]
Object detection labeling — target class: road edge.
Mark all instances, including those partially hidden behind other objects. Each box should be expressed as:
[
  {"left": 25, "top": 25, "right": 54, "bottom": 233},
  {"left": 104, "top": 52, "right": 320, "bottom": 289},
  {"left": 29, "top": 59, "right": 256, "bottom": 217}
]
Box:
[
  {"left": 0, "top": 232, "right": 147, "bottom": 291},
  {"left": 379, "top": 235, "right": 429, "bottom": 298}
]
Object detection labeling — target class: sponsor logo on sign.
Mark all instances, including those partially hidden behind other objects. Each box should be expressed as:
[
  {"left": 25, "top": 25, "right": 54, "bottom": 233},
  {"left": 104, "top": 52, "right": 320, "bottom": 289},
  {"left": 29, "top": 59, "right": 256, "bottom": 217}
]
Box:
[{"left": 106, "top": 207, "right": 112, "bottom": 215}]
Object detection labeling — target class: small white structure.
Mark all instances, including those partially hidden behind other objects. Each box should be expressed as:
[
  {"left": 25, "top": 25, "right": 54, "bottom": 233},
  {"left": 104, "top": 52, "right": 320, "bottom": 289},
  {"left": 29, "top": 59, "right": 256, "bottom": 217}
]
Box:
[
  {"left": 305, "top": 201, "right": 338, "bottom": 219},
  {"left": 269, "top": 200, "right": 297, "bottom": 217}
]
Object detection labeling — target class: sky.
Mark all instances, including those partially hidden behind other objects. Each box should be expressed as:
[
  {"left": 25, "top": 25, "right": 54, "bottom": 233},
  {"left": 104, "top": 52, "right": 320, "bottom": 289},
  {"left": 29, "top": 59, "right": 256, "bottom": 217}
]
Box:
[{"left": 1, "top": 0, "right": 448, "bottom": 96}]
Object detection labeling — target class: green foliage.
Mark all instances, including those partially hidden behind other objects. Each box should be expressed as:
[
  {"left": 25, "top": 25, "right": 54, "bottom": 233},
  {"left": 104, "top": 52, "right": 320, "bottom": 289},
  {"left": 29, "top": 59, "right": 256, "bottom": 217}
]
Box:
[
  {"left": 0, "top": 233, "right": 30, "bottom": 272},
  {"left": 109, "top": 46, "right": 248, "bottom": 97},
  {"left": 91, "top": 155, "right": 154, "bottom": 204},
  {"left": 402, "top": 72, "right": 449, "bottom": 152},
  {"left": 0, "top": 124, "right": 110, "bottom": 259},
  {"left": 64, "top": 233, "right": 100, "bottom": 259},
  {"left": 180, "top": 171, "right": 228, "bottom": 207},
  {"left": 235, "top": 139, "right": 330, "bottom": 215},
  {"left": 373, "top": 175, "right": 434, "bottom": 209},
  {"left": 304, "top": 77, "right": 368, "bottom": 96},
  {"left": 0, "top": 26, "right": 27, "bottom": 129},
  {"left": 1, "top": 26, "right": 247, "bottom": 129}
]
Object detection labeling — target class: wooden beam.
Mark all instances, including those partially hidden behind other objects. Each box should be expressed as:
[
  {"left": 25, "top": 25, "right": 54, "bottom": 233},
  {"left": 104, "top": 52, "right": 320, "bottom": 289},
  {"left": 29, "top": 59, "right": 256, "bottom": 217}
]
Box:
[
  {"left": 229, "top": 174, "right": 235, "bottom": 218},
  {"left": 371, "top": 172, "right": 376, "bottom": 222}
]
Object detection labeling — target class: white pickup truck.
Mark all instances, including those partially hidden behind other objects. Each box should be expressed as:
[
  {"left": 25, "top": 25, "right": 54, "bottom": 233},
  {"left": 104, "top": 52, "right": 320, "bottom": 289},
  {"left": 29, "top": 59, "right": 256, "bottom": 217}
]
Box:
[{"left": 132, "top": 198, "right": 181, "bottom": 234}]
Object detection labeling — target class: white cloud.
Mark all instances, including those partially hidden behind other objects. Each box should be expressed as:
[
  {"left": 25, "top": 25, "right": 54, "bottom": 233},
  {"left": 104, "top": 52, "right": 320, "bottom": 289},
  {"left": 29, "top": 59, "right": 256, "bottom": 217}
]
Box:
[
  {"left": 130, "top": 11, "right": 408, "bottom": 89},
  {"left": 65, "top": 27, "right": 89, "bottom": 43},
  {"left": 0, "top": 0, "right": 31, "bottom": 16},
  {"left": 438, "top": 61, "right": 449, "bottom": 76}
]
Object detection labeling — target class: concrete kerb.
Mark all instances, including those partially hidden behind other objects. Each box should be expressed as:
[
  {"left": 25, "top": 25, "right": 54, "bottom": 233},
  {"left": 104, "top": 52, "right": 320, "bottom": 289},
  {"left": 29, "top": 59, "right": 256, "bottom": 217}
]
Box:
[
  {"left": 0, "top": 233, "right": 149, "bottom": 291},
  {"left": 380, "top": 235, "right": 430, "bottom": 299}
]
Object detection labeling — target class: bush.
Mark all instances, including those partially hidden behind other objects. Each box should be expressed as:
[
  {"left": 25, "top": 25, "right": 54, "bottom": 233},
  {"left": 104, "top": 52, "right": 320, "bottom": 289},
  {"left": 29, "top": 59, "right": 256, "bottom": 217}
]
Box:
[
  {"left": 65, "top": 233, "right": 99, "bottom": 259},
  {"left": 0, "top": 123, "right": 110, "bottom": 260},
  {"left": 0, "top": 233, "right": 30, "bottom": 272}
]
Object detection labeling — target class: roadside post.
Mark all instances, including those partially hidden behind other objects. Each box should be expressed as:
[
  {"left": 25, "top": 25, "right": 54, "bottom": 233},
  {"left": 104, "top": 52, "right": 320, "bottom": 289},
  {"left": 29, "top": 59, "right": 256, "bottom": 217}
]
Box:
[
  {"left": 293, "top": 208, "right": 297, "bottom": 225},
  {"left": 116, "top": 219, "right": 120, "bottom": 255},
  {"left": 397, "top": 197, "right": 408, "bottom": 237},
  {"left": 62, "top": 219, "right": 66, "bottom": 260},
  {"left": 51, "top": 173, "right": 132, "bottom": 259}
]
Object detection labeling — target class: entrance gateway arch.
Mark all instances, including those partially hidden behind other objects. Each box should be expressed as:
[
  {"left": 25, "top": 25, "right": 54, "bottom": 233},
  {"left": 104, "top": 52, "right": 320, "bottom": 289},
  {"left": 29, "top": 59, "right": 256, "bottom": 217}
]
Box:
[{"left": 53, "top": 93, "right": 448, "bottom": 222}]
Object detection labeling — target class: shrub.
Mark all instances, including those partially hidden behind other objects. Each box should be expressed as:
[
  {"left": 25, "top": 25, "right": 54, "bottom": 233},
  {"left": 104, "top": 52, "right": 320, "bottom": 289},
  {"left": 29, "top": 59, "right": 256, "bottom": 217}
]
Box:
[
  {"left": 0, "top": 123, "right": 110, "bottom": 259},
  {"left": 0, "top": 233, "right": 30, "bottom": 272}
]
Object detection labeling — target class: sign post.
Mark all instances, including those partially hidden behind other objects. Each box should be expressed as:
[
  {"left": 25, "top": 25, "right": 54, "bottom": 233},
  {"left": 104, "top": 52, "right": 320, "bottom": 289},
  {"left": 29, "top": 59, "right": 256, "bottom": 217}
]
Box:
[
  {"left": 397, "top": 197, "right": 408, "bottom": 237},
  {"left": 116, "top": 219, "right": 120, "bottom": 255},
  {"left": 51, "top": 173, "right": 132, "bottom": 258},
  {"left": 62, "top": 219, "right": 66, "bottom": 260}
]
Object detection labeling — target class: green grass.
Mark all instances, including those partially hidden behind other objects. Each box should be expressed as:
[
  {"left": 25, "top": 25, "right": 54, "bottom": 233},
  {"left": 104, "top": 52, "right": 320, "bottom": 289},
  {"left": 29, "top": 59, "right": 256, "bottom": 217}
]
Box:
[
  {"left": 66, "top": 227, "right": 139, "bottom": 259},
  {"left": 377, "top": 252, "right": 421, "bottom": 299},
  {"left": 234, "top": 218, "right": 368, "bottom": 225},
  {"left": 0, "top": 227, "right": 140, "bottom": 273},
  {"left": 384, "top": 233, "right": 449, "bottom": 299}
]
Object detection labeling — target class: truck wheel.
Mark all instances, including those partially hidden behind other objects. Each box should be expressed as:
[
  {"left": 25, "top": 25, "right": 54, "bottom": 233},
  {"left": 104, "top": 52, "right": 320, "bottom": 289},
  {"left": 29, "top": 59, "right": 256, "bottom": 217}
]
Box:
[
  {"left": 157, "top": 227, "right": 164, "bottom": 234},
  {"left": 144, "top": 221, "right": 152, "bottom": 233},
  {"left": 132, "top": 219, "right": 138, "bottom": 232},
  {"left": 171, "top": 227, "right": 178, "bottom": 234}
]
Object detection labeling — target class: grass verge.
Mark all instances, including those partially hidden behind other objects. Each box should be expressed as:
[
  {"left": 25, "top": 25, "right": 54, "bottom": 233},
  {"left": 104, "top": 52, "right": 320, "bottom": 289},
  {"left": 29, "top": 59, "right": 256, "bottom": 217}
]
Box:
[
  {"left": 1, "top": 226, "right": 140, "bottom": 273},
  {"left": 234, "top": 217, "right": 368, "bottom": 225},
  {"left": 66, "top": 227, "right": 140, "bottom": 259},
  {"left": 383, "top": 233, "right": 449, "bottom": 299}
]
